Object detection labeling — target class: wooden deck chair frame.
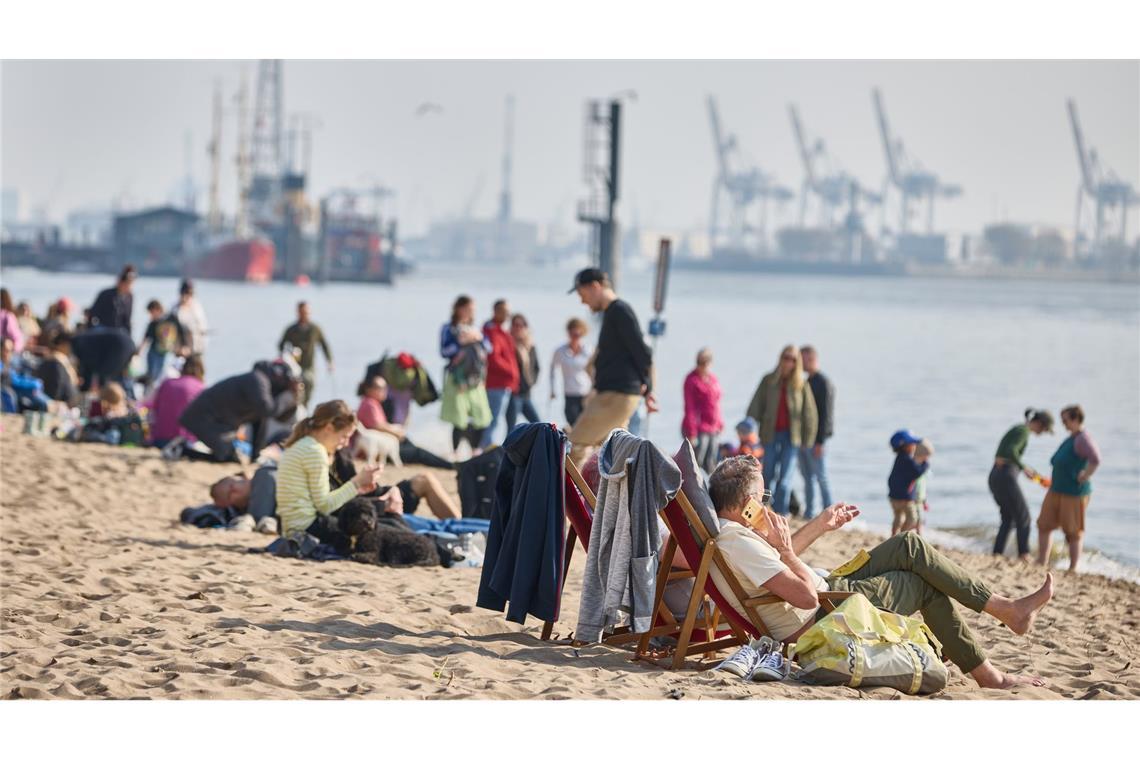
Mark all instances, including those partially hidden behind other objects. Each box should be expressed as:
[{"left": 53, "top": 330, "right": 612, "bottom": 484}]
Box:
[
  {"left": 643, "top": 490, "right": 853, "bottom": 670},
  {"left": 541, "top": 455, "right": 692, "bottom": 648}
]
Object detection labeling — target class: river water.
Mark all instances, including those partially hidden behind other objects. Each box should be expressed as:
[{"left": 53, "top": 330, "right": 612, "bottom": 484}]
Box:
[{"left": 3, "top": 264, "right": 1138, "bottom": 577}]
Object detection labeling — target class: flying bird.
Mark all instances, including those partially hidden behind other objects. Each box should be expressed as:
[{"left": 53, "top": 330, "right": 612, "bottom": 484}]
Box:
[{"left": 414, "top": 102, "right": 443, "bottom": 117}]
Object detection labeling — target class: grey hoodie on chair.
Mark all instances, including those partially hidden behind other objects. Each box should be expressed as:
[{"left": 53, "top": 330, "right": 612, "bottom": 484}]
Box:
[{"left": 575, "top": 429, "right": 682, "bottom": 643}]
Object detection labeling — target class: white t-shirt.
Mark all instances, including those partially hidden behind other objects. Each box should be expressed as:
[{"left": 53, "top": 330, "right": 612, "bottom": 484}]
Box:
[
  {"left": 709, "top": 518, "right": 826, "bottom": 642},
  {"left": 550, "top": 342, "right": 593, "bottom": 397}
]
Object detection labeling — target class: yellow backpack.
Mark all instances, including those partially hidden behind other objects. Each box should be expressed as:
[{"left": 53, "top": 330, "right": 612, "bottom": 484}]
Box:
[{"left": 792, "top": 593, "right": 948, "bottom": 695}]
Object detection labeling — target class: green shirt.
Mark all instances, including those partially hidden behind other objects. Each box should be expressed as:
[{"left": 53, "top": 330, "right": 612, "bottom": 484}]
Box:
[
  {"left": 994, "top": 423, "right": 1029, "bottom": 469},
  {"left": 279, "top": 321, "right": 331, "bottom": 371}
]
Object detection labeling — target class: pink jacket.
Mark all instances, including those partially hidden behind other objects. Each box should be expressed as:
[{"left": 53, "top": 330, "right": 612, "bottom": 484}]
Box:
[{"left": 682, "top": 369, "right": 724, "bottom": 440}]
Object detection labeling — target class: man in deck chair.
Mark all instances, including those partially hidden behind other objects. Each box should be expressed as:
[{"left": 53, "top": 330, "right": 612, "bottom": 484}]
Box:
[{"left": 706, "top": 455, "right": 1054, "bottom": 689}]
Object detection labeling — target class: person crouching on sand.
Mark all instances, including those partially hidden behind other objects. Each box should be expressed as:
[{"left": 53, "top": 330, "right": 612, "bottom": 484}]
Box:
[{"left": 275, "top": 400, "right": 384, "bottom": 543}]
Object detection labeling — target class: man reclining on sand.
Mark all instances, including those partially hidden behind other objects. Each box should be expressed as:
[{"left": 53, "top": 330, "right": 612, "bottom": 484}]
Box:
[{"left": 707, "top": 455, "right": 1054, "bottom": 689}]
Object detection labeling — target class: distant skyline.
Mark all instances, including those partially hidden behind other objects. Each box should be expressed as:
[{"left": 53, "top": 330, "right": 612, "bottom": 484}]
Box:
[{"left": 2, "top": 60, "right": 1137, "bottom": 239}]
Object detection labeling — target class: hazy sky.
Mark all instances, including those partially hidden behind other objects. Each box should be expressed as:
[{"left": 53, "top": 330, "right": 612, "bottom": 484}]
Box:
[{"left": 2, "top": 60, "right": 1137, "bottom": 237}]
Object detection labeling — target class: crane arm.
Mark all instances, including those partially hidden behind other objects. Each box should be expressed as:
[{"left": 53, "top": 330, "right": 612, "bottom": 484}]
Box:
[
  {"left": 788, "top": 104, "right": 817, "bottom": 189},
  {"left": 1067, "top": 99, "right": 1096, "bottom": 194},
  {"left": 706, "top": 95, "right": 733, "bottom": 184},
  {"left": 872, "top": 88, "right": 900, "bottom": 186}
]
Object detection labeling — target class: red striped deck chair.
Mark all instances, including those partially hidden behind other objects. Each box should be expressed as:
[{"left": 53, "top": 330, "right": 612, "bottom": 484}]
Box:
[{"left": 645, "top": 490, "right": 852, "bottom": 670}]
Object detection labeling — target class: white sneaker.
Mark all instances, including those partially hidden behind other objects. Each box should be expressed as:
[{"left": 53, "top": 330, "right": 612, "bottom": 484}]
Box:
[
  {"left": 748, "top": 649, "right": 791, "bottom": 682},
  {"left": 713, "top": 639, "right": 764, "bottom": 678},
  {"left": 255, "top": 516, "right": 279, "bottom": 535},
  {"left": 228, "top": 514, "right": 256, "bottom": 532}
]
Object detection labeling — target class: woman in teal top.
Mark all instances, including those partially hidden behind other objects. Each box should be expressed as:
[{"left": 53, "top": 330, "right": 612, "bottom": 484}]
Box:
[
  {"left": 989, "top": 408, "right": 1052, "bottom": 559},
  {"left": 1037, "top": 405, "right": 1101, "bottom": 571}
]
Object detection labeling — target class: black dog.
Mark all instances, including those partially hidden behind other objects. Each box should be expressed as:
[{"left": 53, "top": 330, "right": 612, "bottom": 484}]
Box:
[{"left": 337, "top": 498, "right": 440, "bottom": 567}]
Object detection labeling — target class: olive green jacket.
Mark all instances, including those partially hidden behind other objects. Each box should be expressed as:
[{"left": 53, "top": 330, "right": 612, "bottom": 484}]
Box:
[{"left": 746, "top": 371, "right": 819, "bottom": 447}]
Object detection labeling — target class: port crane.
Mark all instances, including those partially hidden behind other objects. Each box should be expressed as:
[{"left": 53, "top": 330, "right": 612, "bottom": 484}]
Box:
[
  {"left": 872, "top": 88, "right": 960, "bottom": 235},
  {"left": 706, "top": 95, "right": 793, "bottom": 255},
  {"left": 1067, "top": 98, "right": 1139, "bottom": 252},
  {"left": 788, "top": 103, "right": 881, "bottom": 227}
]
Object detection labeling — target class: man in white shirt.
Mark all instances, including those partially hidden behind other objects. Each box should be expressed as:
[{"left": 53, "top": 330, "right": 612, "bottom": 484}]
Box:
[
  {"left": 707, "top": 455, "right": 1054, "bottom": 689},
  {"left": 549, "top": 316, "right": 593, "bottom": 428}
]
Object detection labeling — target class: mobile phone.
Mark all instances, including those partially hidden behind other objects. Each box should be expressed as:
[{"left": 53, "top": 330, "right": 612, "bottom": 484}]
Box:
[{"left": 742, "top": 497, "right": 769, "bottom": 531}]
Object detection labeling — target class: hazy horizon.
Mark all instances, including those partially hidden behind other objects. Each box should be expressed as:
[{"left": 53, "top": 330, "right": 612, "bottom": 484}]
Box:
[{"left": 2, "top": 60, "right": 1137, "bottom": 239}]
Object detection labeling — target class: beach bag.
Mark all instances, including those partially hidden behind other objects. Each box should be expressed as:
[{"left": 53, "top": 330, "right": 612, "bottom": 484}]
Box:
[
  {"left": 457, "top": 447, "right": 504, "bottom": 519},
  {"left": 793, "top": 593, "right": 948, "bottom": 695}
]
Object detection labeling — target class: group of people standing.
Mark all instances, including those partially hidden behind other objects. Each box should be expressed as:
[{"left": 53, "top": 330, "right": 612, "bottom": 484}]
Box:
[
  {"left": 989, "top": 405, "right": 1100, "bottom": 571},
  {"left": 439, "top": 292, "right": 595, "bottom": 460}
]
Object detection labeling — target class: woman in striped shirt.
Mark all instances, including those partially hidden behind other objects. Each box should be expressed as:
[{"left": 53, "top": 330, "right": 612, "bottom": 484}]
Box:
[{"left": 276, "top": 400, "right": 383, "bottom": 541}]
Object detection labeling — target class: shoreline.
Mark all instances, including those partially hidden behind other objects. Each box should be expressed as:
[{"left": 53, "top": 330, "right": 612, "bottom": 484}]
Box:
[{"left": 3, "top": 417, "right": 1139, "bottom": 700}]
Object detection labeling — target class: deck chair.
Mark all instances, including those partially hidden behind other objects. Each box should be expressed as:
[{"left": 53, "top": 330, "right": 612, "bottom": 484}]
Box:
[
  {"left": 643, "top": 490, "right": 853, "bottom": 670},
  {"left": 541, "top": 455, "right": 697, "bottom": 648}
]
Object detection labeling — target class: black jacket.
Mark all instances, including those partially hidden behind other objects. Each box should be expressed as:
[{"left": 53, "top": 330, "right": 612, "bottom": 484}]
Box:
[
  {"left": 179, "top": 363, "right": 297, "bottom": 453},
  {"left": 89, "top": 287, "right": 133, "bottom": 333},
  {"left": 476, "top": 422, "right": 567, "bottom": 625},
  {"left": 594, "top": 299, "right": 652, "bottom": 395},
  {"left": 807, "top": 371, "right": 835, "bottom": 444}
]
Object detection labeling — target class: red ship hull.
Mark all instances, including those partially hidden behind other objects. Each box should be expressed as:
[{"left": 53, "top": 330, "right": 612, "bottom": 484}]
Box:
[{"left": 185, "top": 239, "right": 276, "bottom": 282}]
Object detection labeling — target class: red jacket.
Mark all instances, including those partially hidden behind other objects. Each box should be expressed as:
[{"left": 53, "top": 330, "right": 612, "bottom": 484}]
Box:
[
  {"left": 483, "top": 320, "right": 520, "bottom": 391},
  {"left": 681, "top": 369, "right": 724, "bottom": 439}
]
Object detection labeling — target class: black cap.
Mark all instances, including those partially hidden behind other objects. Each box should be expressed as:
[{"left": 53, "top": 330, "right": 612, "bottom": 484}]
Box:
[{"left": 568, "top": 267, "right": 609, "bottom": 293}]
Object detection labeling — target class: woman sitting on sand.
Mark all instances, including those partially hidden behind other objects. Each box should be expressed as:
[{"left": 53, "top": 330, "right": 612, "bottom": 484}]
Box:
[
  {"left": 356, "top": 375, "right": 454, "bottom": 470},
  {"left": 275, "top": 400, "right": 385, "bottom": 542}
]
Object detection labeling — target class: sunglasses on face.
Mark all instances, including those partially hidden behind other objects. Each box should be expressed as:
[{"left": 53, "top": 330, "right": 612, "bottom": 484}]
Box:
[
  {"left": 755, "top": 489, "right": 774, "bottom": 508},
  {"left": 781, "top": 356, "right": 795, "bottom": 363}
]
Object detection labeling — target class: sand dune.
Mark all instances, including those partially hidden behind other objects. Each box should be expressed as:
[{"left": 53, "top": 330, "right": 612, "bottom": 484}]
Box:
[{"left": 2, "top": 417, "right": 1137, "bottom": 700}]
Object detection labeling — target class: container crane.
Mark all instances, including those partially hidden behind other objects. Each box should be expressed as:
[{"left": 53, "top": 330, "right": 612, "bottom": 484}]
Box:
[
  {"left": 788, "top": 103, "right": 880, "bottom": 227},
  {"left": 872, "top": 88, "right": 960, "bottom": 235},
  {"left": 706, "top": 95, "right": 793, "bottom": 256},
  {"left": 1067, "top": 98, "right": 1138, "bottom": 252}
]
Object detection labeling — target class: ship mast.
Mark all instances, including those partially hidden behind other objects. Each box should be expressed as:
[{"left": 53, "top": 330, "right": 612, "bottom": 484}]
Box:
[
  {"left": 207, "top": 79, "right": 223, "bottom": 232},
  {"left": 234, "top": 69, "right": 252, "bottom": 239}
]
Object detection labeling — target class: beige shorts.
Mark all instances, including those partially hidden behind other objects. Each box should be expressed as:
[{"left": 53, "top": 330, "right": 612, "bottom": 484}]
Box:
[
  {"left": 568, "top": 391, "right": 641, "bottom": 461},
  {"left": 1037, "top": 490, "right": 1089, "bottom": 538},
  {"left": 890, "top": 499, "right": 919, "bottom": 527}
]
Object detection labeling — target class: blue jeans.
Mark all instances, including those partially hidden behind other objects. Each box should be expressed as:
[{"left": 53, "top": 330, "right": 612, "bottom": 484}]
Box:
[
  {"left": 797, "top": 445, "right": 832, "bottom": 519},
  {"left": 762, "top": 430, "right": 797, "bottom": 515},
  {"left": 146, "top": 349, "right": 170, "bottom": 386},
  {"left": 505, "top": 393, "right": 540, "bottom": 430},
  {"left": 480, "top": 387, "right": 512, "bottom": 448}
]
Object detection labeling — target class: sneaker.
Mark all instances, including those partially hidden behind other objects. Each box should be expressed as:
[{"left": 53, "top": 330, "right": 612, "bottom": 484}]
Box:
[
  {"left": 161, "top": 436, "right": 185, "bottom": 461},
  {"left": 713, "top": 640, "right": 763, "bottom": 678},
  {"left": 255, "top": 516, "right": 279, "bottom": 535},
  {"left": 748, "top": 649, "right": 791, "bottom": 682},
  {"left": 228, "top": 514, "right": 256, "bottom": 532}
]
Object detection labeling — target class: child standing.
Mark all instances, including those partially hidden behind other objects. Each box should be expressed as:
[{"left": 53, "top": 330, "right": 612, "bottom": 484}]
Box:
[
  {"left": 719, "top": 416, "right": 765, "bottom": 466},
  {"left": 888, "top": 429, "right": 930, "bottom": 535},
  {"left": 912, "top": 439, "right": 934, "bottom": 534},
  {"left": 139, "top": 300, "right": 187, "bottom": 390}
]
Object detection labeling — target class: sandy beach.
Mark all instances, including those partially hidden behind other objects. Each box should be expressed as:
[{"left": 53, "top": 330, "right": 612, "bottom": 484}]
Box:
[{"left": 1, "top": 417, "right": 1137, "bottom": 701}]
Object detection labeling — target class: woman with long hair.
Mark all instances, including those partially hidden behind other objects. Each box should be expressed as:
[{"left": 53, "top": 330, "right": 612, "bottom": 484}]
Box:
[
  {"left": 276, "top": 400, "right": 383, "bottom": 541},
  {"left": 745, "top": 345, "right": 818, "bottom": 516},
  {"left": 1037, "top": 404, "right": 1100, "bottom": 572},
  {"left": 989, "top": 407, "right": 1053, "bottom": 559},
  {"left": 505, "top": 313, "right": 541, "bottom": 430},
  {"left": 439, "top": 295, "right": 492, "bottom": 458},
  {"left": 0, "top": 288, "right": 26, "bottom": 354}
]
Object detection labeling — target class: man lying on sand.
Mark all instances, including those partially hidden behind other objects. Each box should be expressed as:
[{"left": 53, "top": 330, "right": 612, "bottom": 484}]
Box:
[{"left": 707, "top": 455, "right": 1054, "bottom": 689}]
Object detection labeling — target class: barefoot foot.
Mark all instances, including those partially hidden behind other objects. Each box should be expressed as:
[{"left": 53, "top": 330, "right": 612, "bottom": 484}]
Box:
[
  {"left": 1002, "top": 573, "right": 1055, "bottom": 635},
  {"left": 969, "top": 660, "right": 1048, "bottom": 689}
]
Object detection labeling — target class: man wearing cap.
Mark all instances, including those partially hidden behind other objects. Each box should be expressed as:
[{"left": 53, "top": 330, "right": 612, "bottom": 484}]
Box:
[
  {"left": 888, "top": 429, "right": 930, "bottom": 535},
  {"left": 567, "top": 267, "right": 657, "bottom": 469},
  {"left": 89, "top": 264, "right": 137, "bottom": 334},
  {"left": 173, "top": 279, "right": 209, "bottom": 357}
]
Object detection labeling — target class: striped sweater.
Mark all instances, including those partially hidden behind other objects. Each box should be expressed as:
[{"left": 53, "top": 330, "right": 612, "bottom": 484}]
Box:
[{"left": 276, "top": 436, "right": 358, "bottom": 536}]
